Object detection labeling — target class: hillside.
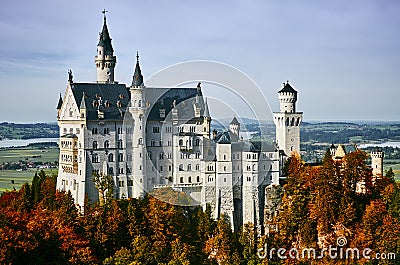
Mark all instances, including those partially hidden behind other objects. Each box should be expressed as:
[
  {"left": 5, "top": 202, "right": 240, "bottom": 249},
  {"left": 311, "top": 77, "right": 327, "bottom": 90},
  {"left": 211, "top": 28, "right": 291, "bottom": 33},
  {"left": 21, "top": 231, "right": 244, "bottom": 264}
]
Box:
[{"left": 0, "top": 122, "right": 58, "bottom": 140}]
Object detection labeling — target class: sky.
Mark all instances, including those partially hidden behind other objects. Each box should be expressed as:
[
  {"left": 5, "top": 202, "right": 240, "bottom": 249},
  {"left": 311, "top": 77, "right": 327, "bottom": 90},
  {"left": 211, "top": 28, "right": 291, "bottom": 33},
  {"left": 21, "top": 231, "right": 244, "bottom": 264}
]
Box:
[{"left": 0, "top": 0, "right": 399, "bottom": 123}]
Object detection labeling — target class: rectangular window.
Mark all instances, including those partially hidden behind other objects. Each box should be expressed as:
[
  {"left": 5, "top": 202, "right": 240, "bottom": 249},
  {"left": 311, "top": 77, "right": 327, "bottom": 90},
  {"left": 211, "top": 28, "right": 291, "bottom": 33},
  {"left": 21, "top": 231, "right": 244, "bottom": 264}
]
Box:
[
  {"left": 127, "top": 179, "right": 133, "bottom": 186},
  {"left": 153, "top": 127, "right": 160, "bottom": 133}
]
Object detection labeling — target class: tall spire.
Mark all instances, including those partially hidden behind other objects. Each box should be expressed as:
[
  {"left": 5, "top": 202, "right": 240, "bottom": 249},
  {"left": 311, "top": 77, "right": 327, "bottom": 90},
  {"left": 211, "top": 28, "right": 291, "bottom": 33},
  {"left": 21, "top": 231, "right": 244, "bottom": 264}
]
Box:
[
  {"left": 56, "top": 93, "right": 63, "bottom": 110},
  {"left": 203, "top": 98, "right": 210, "bottom": 117},
  {"left": 95, "top": 9, "right": 116, "bottom": 83},
  {"left": 132, "top": 51, "right": 144, "bottom": 87},
  {"left": 80, "top": 92, "right": 86, "bottom": 110},
  {"left": 98, "top": 9, "right": 113, "bottom": 53}
]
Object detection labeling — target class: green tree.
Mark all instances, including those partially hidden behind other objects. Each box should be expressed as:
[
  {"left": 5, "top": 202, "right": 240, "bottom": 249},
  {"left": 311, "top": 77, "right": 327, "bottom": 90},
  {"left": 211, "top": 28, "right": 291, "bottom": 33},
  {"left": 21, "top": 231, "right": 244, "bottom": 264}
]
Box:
[{"left": 93, "top": 172, "right": 114, "bottom": 206}]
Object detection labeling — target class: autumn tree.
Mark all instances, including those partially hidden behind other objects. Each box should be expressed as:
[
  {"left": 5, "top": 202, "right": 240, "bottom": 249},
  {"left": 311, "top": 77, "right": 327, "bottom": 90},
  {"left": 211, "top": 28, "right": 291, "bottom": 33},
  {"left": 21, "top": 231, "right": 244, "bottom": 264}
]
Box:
[{"left": 93, "top": 172, "right": 114, "bottom": 206}]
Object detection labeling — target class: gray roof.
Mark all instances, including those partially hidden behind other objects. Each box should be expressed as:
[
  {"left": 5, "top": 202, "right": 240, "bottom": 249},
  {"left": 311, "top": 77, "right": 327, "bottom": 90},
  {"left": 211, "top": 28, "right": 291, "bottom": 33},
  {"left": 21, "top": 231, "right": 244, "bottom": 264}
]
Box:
[
  {"left": 278, "top": 82, "right": 297, "bottom": 94},
  {"left": 215, "top": 131, "right": 231, "bottom": 144},
  {"left": 98, "top": 16, "right": 114, "bottom": 53},
  {"left": 71, "top": 83, "right": 130, "bottom": 121},
  {"left": 231, "top": 140, "right": 277, "bottom": 153},
  {"left": 61, "top": 133, "right": 77, "bottom": 138},
  {"left": 131, "top": 52, "right": 144, "bottom": 87},
  {"left": 230, "top": 116, "right": 240, "bottom": 125},
  {"left": 147, "top": 87, "right": 205, "bottom": 121},
  {"left": 56, "top": 93, "right": 63, "bottom": 109}
]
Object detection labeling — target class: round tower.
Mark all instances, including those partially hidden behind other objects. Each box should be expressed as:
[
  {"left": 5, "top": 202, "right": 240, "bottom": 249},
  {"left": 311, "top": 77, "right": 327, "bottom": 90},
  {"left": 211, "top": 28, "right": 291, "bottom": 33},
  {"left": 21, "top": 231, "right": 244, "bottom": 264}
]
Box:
[
  {"left": 95, "top": 10, "right": 117, "bottom": 83},
  {"left": 278, "top": 81, "right": 297, "bottom": 113},
  {"left": 273, "top": 81, "right": 302, "bottom": 156},
  {"left": 371, "top": 148, "right": 384, "bottom": 180},
  {"left": 229, "top": 117, "right": 240, "bottom": 142},
  {"left": 128, "top": 52, "right": 146, "bottom": 198}
]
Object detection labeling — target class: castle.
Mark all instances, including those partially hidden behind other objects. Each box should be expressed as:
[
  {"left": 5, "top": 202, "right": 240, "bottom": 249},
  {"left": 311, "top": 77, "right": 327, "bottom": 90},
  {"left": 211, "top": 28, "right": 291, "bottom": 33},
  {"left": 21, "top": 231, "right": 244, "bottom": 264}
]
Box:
[{"left": 55, "top": 13, "right": 383, "bottom": 232}]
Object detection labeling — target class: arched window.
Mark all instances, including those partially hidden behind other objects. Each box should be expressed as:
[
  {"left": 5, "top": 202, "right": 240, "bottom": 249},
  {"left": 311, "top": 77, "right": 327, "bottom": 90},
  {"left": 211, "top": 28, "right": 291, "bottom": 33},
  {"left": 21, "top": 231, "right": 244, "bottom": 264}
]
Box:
[
  {"left": 109, "top": 167, "right": 114, "bottom": 175},
  {"left": 179, "top": 164, "right": 184, "bottom": 171},
  {"left": 92, "top": 154, "right": 99, "bottom": 163},
  {"left": 159, "top": 152, "right": 164, "bottom": 160},
  {"left": 285, "top": 118, "right": 289, "bottom": 126},
  {"left": 93, "top": 141, "right": 98, "bottom": 149},
  {"left": 118, "top": 153, "right": 124, "bottom": 162},
  {"left": 180, "top": 177, "right": 183, "bottom": 183},
  {"left": 179, "top": 139, "right": 183, "bottom": 146},
  {"left": 195, "top": 139, "right": 200, "bottom": 146},
  {"left": 104, "top": 140, "right": 109, "bottom": 149},
  {"left": 195, "top": 164, "right": 200, "bottom": 171},
  {"left": 118, "top": 140, "right": 123, "bottom": 149},
  {"left": 197, "top": 176, "right": 200, "bottom": 182},
  {"left": 188, "top": 176, "right": 192, "bottom": 183},
  {"left": 187, "top": 164, "right": 192, "bottom": 171},
  {"left": 108, "top": 153, "right": 114, "bottom": 162},
  {"left": 92, "top": 128, "right": 98, "bottom": 134}
]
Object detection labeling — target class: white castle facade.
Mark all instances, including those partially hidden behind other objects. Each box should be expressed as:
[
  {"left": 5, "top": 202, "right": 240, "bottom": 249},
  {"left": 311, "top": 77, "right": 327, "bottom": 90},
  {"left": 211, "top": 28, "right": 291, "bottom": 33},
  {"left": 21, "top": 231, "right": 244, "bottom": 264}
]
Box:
[{"left": 56, "top": 14, "right": 303, "bottom": 232}]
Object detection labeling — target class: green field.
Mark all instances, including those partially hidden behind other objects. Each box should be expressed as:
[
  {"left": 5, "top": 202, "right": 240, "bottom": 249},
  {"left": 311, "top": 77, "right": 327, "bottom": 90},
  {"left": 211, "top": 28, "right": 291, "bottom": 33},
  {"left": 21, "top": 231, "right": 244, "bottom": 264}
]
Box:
[
  {"left": 0, "top": 146, "right": 59, "bottom": 164},
  {"left": 0, "top": 146, "right": 59, "bottom": 192},
  {"left": 385, "top": 163, "right": 400, "bottom": 182},
  {"left": 0, "top": 168, "right": 58, "bottom": 192}
]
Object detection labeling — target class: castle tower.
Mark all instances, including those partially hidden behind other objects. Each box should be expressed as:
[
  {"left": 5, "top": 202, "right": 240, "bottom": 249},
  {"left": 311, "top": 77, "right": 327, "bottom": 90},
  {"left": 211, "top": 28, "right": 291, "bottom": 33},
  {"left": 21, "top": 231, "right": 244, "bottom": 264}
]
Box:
[
  {"left": 273, "top": 81, "right": 303, "bottom": 156},
  {"left": 203, "top": 98, "right": 211, "bottom": 139},
  {"left": 128, "top": 52, "right": 147, "bottom": 197},
  {"left": 229, "top": 117, "right": 240, "bottom": 142},
  {"left": 371, "top": 148, "right": 384, "bottom": 180},
  {"left": 95, "top": 10, "right": 116, "bottom": 83},
  {"left": 215, "top": 132, "right": 234, "bottom": 228},
  {"left": 56, "top": 93, "right": 63, "bottom": 119}
]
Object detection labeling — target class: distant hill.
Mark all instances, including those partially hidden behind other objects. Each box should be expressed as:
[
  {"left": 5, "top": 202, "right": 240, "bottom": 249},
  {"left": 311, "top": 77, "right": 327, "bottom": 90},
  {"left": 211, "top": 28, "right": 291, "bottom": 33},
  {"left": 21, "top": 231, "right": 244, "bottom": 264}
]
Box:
[{"left": 0, "top": 123, "right": 59, "bottom": 140}]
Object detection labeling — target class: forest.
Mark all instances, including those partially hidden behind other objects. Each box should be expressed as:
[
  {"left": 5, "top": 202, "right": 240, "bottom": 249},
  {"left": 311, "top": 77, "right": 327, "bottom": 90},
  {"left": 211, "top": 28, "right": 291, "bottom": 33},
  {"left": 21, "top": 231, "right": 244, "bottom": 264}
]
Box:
[{"left": 0, "top": 149, "right": 399, "bottom": 264}]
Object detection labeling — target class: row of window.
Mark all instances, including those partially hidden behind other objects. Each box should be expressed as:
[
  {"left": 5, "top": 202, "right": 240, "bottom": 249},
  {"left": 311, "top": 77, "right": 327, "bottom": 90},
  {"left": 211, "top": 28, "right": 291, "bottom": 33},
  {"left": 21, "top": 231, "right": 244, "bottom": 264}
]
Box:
[
  {"left": 178, "top": 164, "right": 201, "bottom": 171},
  {"left": 178, "top": 139, "right": 201, "bottom": 146},
  {"left": 92, "top": 153, "right": 125, "bottom": 163},
  {"left": 60, "top": 154, "right": 76, "bottom": 163},
  {"left": 92, "top": 127, "right": 130, "bottom": 135},
  {"left": 63, "top": 128, "right": 80, "bottom": 135},
  {"left": 178, "top": 126, "right": 197, "bottom": 133},
  {"left": 148, "top": 140, "right": 175, "bottom": 147},
  {"left": 149, "top": 126, "right": 174, "bottom": 133},
  {"left": 179, "top": 176, "right": 200, "bottom": 183},
  {"left": 92, "top": 140, "right": 123, "bottom": 149}
]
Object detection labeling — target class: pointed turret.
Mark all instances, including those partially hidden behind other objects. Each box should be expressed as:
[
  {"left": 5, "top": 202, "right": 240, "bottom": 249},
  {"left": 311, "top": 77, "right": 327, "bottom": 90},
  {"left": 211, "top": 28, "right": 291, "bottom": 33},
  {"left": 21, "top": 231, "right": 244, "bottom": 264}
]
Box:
[
  {"left": 80, "top": 92, "right": 86, "bottom": 110},
  {"left": 95, "top": 10, "right": 116, "bottom": 83},
  {"left": 131, "top": 52, "right": 144, "bottom": 87},
  {"left": 56, "top": 93, "right": 63, "bottom": 110},
  {"left": 203, "top": 98, "right": 210, "bottom": 117},
  {"left": 229, "top": 116, "right": 240, "bottom": 142},
  {"left": 230, "top": 116, "right": 240, "bottom": 125},
  {"left": 56, "top": 93, "right": 63, "bottom": 119},
  {"left": 80, "top": 93, "right": 87, "bottom": 120},
  {"left": 98, "top": 11, "right": 114, "bottom": 54}
]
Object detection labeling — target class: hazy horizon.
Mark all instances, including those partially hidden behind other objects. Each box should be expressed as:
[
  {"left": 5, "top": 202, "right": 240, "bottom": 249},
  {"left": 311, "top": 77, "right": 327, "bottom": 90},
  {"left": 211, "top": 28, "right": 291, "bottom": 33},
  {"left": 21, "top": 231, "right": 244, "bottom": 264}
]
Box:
[{"left": 0, "top": 0, "right": 399, "bottom": 122}]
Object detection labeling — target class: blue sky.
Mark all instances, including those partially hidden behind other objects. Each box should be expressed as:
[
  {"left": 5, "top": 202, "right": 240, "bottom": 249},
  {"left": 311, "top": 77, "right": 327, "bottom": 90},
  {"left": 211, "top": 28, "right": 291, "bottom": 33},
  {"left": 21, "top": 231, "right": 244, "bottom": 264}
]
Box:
[{"left": 0, "top": 0, "right": 399, "bottom": 122}]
